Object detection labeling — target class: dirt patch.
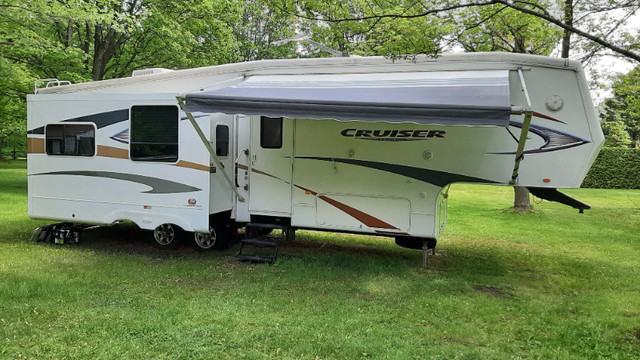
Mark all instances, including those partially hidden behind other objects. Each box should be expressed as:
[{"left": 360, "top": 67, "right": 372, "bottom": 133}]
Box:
[
  {"left": 473, "top": 285, "right": 507, "bottom": 297},
  {"left": 635, "top": 333, "right": 640, "bottom": 341}
]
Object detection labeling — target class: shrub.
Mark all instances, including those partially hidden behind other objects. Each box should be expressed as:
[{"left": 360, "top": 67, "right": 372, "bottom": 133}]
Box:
[{"left": 582, "top": 147, "right": 640, "bottom": 189}]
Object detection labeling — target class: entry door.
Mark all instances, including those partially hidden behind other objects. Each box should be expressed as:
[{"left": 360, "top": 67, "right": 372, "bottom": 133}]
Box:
[
  {"left": 208, "top": 114, "right": 235, "bottom": 216},
  {"left": 249, "top": 116, "right": 293, "bottom": 215}
]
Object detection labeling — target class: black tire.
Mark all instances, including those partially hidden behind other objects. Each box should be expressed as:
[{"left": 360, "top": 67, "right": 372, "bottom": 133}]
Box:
[
  {"left": 152, "top": 223, "right": 184, "bottom": 249},
  {"left": 192, "top": 222, "right": 230, "bottom": 251}
]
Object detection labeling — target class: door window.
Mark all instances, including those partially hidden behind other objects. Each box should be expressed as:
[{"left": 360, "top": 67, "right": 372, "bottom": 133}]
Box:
[{"left": 260, "top": 116, "right": 283, "bottom": 149}]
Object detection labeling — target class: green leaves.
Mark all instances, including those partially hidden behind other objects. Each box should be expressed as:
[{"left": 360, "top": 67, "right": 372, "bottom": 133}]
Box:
[
  {"left": 582, "top": 148, "right": 640, "bottom": 189},
  {"left": 601, "top": 66, "right": 640, "bottom": 147},
  {"left": 456, "top": 3, "right": 561, "bottom": 55}
]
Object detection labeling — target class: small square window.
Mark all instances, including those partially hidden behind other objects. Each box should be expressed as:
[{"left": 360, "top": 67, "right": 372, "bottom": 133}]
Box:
[{"left": 45, "top": 124, "right": 95, "bottom": 156}]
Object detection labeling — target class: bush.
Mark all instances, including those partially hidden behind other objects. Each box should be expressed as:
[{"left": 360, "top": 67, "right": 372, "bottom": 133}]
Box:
[{"left": 582, "top": 147, "right": 640, "bottom": 189}]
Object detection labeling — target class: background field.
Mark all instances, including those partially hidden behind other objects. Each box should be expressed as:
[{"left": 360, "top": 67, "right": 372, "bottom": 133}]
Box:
[{"left": 1, "top": 160, "right": 639, "bottom": 359}]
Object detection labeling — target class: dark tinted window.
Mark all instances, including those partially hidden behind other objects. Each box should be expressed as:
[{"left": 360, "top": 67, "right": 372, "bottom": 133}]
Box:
[
  {"left": 45, "top": 124, "right": 95, "bottom": 156},
  {"left": 216, "top": 124, "right": 229, "bottom": 156},
  {"left": 260, "top": 116, "right": 282, "bottom": 149},
  {"left": 130, "top": 105, "right": 178, "bottom": 162}
]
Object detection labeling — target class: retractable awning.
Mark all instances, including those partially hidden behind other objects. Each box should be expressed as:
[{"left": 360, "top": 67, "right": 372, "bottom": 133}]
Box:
[{"left": 183, "top": 70, "right": 514, "bottom": 126}]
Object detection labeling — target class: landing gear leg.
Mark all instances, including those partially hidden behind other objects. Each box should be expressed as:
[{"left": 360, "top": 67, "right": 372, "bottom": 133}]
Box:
[
  {"left": 422, "top": 240, "right": 436, "bottom": 269},
  {"left": 422, "top": 241, "right": 429, "bottom": 269}
]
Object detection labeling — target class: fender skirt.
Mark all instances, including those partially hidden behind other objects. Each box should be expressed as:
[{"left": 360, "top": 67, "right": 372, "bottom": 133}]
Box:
[{"left": 527, "top": 187, "right": 591, "bottom": 213}]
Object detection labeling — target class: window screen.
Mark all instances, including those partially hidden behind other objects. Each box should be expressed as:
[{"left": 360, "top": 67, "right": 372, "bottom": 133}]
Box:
[
  {"left": 130, "top": 105, "right": 178, "bottom": 162},
  {"left": 216, "top": 124, "right": 229, "bottom": 156},
  {"left": 45, "top": 124, "right": 95, "bottom": 156},
  {"left": 260, "top": 116, "right": 283, "bottom": 149}
]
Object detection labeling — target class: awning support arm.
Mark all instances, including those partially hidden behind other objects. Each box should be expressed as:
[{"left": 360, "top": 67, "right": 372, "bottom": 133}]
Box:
[
  {"left": 510, "top": 68, "right": 534, "bottom": 185},
  {"left": 177, "top": 96, "right": 245, "bottom": 202}
]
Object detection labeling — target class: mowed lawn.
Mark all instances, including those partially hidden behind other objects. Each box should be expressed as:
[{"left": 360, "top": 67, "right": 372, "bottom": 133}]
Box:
[{"left": 1, "top": 159, "right": 639, "bottom": 359}]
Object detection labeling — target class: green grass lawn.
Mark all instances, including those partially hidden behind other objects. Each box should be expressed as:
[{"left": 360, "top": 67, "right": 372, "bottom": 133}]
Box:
[{"left": 1, "top": 159, "right": 639, "bottom": 359}]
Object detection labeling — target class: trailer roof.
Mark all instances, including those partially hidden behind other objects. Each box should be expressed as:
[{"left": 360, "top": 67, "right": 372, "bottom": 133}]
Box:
[{"left": 183, "top": 70, "right": 512, "bottom": 126}]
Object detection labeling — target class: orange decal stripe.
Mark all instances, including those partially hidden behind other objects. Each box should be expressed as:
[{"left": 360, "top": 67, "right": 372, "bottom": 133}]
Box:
[
  {"left": 97, "top": 145, "right": 129, "bottom": 159},
  {"left": 27, "top": 138, "right": 45, "bottom": 154},
  {"left": 533, "top": 111, "right": 566, "bottom": 124},
  {"left": 174, "top": 161, "right": 209, "bottom": 172},
  {"left": 252, "top": 167, "right": 283, "bottom": 180},
  {"left": 318, "top": 195, "right": 399, "bottom": 230},
  {"left": 242, "top": 168, "right": 397, "bottom": 230},
  {"left": 237, "top": 164, "right": 285, "bottom": 181}
]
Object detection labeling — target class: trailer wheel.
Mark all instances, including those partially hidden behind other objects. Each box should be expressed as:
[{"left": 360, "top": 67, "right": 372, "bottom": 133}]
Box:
[
  {"left": 192, "top": 223, "right": 229, "bottom": 251},
  {"left": 153, "top": 223, "right": 184, "bottom": 249},
  {"left": 193, "top": 226, "right": 216, "bottom": 250}
]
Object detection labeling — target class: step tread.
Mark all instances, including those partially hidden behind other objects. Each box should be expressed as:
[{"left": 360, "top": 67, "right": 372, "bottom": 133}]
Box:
[
  {"left": 242, "top": 238, "right": 280, "bottom": 247},
  {"left": 235, "top": 254, "right": 275, "bottom": 263}
]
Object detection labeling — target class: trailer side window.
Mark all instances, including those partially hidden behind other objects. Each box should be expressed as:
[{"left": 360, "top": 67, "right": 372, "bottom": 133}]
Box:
[
  {"left": 130, "top": 105, "right": 178, "bottom": 162},
  {"left": 260, "top": 116, "right": 282, "bottom": 149},
  {"left": 216, "top": 124, "right": 229, "bottom": 157},
  {"left": 45, "top": 124, "right": 95, "bottom": 156}
]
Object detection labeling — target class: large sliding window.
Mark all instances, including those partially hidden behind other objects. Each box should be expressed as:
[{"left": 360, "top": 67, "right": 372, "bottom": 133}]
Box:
[
  {"left": 46, "top": 124, "right": 95, "bottom": 156},
  {"left": 130, "top": 105, "right": 179, "bottom": 162}
]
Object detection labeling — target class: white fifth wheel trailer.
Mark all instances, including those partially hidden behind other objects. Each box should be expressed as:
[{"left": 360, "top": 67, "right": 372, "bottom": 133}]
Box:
[{"left": 27, "top": 53, "right": 604, "bottom": 262}]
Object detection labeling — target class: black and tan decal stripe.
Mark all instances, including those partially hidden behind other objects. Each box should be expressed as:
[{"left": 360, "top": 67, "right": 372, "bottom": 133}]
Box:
[
  {"left": 34, "top": 171, "right": 201, "bottom": 194},
  {"left": 27, "top": 109, "right": 129, "bottom": 135},
  {"left": 495, "top": 121, "right": 590, "bottom": 155},
  {"left": 296, "top": 157, "right": 495, "bottom": 187}
]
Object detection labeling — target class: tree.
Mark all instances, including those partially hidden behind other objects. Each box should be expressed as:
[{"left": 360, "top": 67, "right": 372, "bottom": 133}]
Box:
[
  {"left": 601, "top": 66, "right": 640, "bottom": 147},
  {"left": 277, "top": 0, "right": 640, "bottom": 62},
  {"left": 1, "top": 0, "right": 243, "bottom": 82},
  {"left": 234, "top": 0, "right": 298, "bottom": 61},
  {"left": 1, "top": 0, "right": 246, "bottom": 158},
  {"left": 278, "top": 0, "right": 451, "bottom": 57},
  {"left": 601, "top": 117, "right": 633, "bottom": 148},
  {"left": 456, "top": 4, "right": 560, "bottom": 55}
]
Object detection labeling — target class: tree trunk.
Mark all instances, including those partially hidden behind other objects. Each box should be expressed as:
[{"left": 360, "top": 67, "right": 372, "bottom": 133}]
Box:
[
  {"left": 511, "top": 186, "right": 532, "bottom": 213},
  {"left": 561, "top": 0, "right": 573, "bottom": 58}
]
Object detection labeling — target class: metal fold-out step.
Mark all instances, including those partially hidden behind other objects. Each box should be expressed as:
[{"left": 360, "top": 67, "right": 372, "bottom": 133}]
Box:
[
  {"left": 235, "top": 223, "right": 294, "bottom": 264},
  {"left": 235, "top": 254, "right": 277, "bottom": 263}
]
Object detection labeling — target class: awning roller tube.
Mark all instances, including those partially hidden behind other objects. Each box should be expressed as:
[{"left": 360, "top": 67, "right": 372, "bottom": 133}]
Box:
[{"left": 183, "top": 70, "right": 514, "bottom": 127}]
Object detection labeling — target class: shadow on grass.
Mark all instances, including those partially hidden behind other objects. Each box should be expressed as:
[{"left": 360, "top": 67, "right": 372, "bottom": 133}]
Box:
[
  {"left": 32, "top": 219, "right": 631, "bottom": 295},
  {"left": 37, "top": 222, "right": 517, "bottom": 277}
]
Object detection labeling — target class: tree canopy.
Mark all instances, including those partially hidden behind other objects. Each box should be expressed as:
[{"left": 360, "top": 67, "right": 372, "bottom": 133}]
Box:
[
  {"left": 0, "top": 0, "right": 299, "bottom": 158},
  {"left": 1, "top": 0, "right": 639, "bottom": 158}
]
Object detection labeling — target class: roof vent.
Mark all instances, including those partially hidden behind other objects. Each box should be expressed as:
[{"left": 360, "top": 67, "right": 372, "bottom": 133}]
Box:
[{"left": 131, "top": 68, "right": 174, "bottom": 77}]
